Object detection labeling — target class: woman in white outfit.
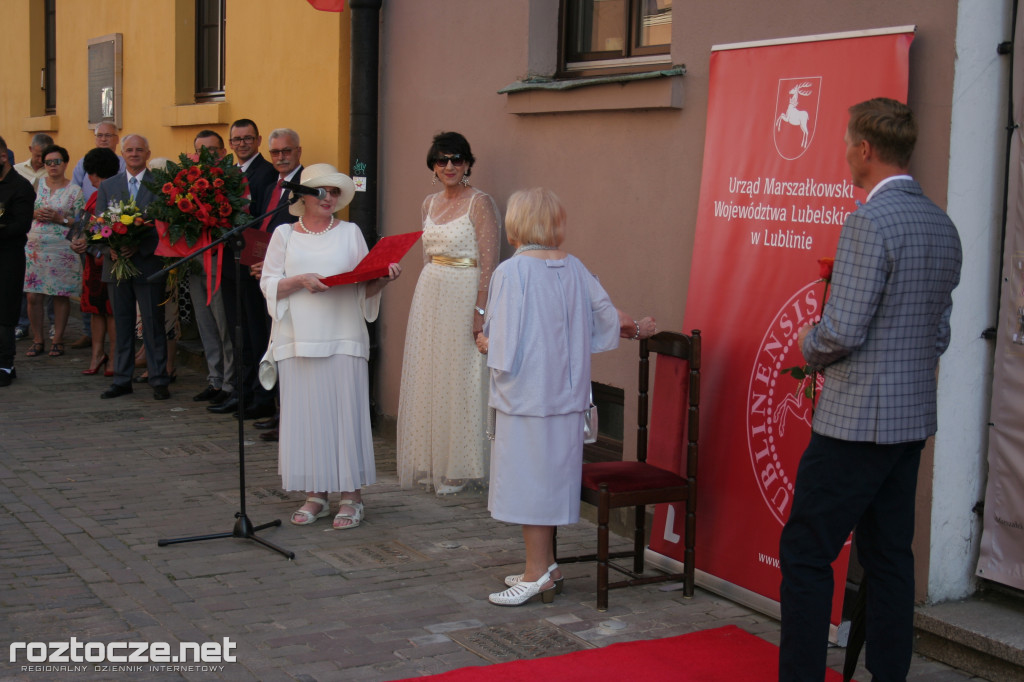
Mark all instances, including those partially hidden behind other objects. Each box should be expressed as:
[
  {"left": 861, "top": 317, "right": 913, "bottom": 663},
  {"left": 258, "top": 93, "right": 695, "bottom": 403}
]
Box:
[{"left": 260, "top": 164, "right": 400, "bottom": 529}]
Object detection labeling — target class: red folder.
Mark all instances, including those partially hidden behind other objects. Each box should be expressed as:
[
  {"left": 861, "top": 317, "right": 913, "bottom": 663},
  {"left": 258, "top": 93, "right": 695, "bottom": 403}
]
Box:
[
  {"left": 239, "top": 228, "right": 272, "bottom": 267},
  {"left": 320, "top": 230, "right": 423, "bottom": 287}
]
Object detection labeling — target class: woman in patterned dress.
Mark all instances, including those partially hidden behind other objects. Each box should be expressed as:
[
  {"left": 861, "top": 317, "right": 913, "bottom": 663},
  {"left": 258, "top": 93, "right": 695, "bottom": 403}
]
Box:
[
  {"left": 397, "top": 132, "right": 502, "bottom": 495},
  {"left": 24, "top": 145, "right": 83, "bottom": 357}
]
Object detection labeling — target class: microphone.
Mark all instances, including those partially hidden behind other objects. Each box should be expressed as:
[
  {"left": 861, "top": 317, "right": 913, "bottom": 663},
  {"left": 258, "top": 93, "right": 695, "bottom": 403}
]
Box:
[{"left": 280, "top": 180, "right": 326, "bottom": 200}]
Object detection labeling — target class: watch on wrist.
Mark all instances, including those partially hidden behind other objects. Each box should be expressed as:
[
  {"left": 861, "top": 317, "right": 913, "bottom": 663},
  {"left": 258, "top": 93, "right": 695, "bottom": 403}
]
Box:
[{"left": 474, "top": 306, "right": 486, "bottom": 316}]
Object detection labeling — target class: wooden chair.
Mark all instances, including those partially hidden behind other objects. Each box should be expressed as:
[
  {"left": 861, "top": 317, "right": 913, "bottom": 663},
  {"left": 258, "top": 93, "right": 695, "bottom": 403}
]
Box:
[{"left": 557, "top": 330, "right": 701, "bottom": 611}]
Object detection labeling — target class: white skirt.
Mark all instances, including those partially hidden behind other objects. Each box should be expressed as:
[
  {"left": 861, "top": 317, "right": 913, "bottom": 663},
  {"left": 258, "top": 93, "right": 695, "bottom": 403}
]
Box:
[
  {"left": 278, "top": 355, "right": 376, "bottom": 492},
  {"left": 488, "top": 411, "right": 585, "bottom": 526}
]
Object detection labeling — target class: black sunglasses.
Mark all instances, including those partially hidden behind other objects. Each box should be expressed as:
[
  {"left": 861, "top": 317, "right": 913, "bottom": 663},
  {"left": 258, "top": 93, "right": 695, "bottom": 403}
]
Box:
[{"left": 433, "top": 154, "right": 466, "bottom": 168}]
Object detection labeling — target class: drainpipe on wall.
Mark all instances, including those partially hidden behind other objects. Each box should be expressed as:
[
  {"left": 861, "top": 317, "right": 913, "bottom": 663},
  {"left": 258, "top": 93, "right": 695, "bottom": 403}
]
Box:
[{"left": 348, "top": 0, "right": 383, "bottom": 416}]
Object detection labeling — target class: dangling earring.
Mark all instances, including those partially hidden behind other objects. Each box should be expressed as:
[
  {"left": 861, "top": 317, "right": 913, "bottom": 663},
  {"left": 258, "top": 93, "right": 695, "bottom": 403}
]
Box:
[
  {"left": 432, "top": 173, "right": 438, "bottom": 185},
  {"left": 460, "top": 175, "right": 470, "bottom": 187}
]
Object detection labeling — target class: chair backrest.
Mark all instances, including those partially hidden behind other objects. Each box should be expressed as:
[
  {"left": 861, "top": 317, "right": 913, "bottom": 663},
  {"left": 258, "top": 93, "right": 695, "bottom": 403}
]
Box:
[{"left": 637, "top": 331, "right": 701, "bottom": 477}]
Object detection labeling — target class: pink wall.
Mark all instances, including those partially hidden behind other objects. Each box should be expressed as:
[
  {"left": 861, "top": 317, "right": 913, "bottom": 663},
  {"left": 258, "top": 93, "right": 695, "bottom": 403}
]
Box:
[{"left": 374, "top": 1, "right": 958, "bottom": 477}]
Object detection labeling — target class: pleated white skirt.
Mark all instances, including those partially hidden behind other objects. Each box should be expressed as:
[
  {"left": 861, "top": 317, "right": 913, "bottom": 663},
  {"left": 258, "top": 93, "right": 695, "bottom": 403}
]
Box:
[{"left": 278, "top": 354, "right": 376, "bottom": 492}]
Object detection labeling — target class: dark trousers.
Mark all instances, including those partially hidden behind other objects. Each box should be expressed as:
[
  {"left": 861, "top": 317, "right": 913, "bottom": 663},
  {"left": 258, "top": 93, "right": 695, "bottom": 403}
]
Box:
[
  {"left": 779, "top": 433, "right": 924, "bottom": 682},
  {"left": 109, "top": 276, "right": 169, "bottom": 388},
  {"left": 220, "top": 261, "right": 274, "bottom": 407},
  {"left": 0, "top": 248, "right": 26, "bottom": 370}
]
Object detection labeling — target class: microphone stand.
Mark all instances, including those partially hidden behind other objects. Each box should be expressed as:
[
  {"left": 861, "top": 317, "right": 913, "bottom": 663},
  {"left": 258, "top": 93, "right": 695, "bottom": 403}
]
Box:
[{"left": 151, "top": 200, "right": 296, "bottom": 559}]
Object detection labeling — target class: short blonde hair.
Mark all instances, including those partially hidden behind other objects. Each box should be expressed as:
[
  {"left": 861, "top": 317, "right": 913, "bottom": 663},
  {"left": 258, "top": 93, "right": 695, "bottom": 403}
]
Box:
[{"left": 505, "top": 187, "right": 565, "bottom": 248}]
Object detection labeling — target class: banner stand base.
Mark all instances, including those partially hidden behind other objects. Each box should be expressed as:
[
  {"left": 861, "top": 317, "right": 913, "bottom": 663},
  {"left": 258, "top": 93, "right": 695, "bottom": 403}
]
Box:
[{"left": 644, "top": 548, "right": 841, "bottom": 643}]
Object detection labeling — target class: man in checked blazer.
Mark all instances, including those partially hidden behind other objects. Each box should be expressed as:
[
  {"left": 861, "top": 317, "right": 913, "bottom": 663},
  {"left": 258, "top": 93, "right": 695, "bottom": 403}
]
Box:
[
  {"left": 779, "top": 99, "right": 962, "bottom": 681},
  {"left": 95, "top": 133, "right": 171, "bottom": 401}
]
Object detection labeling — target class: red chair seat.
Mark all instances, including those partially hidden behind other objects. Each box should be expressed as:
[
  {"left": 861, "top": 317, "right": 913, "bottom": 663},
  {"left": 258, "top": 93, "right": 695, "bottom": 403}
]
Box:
[{"left": 582, "top": 462, "right": 687, "bottom": 493}]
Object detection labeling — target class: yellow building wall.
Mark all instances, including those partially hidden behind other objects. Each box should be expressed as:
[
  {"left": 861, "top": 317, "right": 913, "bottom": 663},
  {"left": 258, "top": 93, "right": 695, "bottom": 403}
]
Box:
[{"left": 1, "top": 0, "right": 351, "bottom": 178}]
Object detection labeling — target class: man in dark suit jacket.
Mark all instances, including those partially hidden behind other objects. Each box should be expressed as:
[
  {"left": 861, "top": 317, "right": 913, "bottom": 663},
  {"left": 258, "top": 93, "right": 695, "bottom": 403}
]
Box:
[
  {"left": 228, "top": 118, "right": 277, "bottom": 212},
  {"left": 210, "top": 126, "right": 301, "bottom": 420},
  {"left": 0, "top": 135, "right": 36, "bottom": 388},
  {"left": 95, "top": 134, "right": 171, "bottom": 401},
  {"left": 779, "top": 99, "right": 963, "bottom": 681}
]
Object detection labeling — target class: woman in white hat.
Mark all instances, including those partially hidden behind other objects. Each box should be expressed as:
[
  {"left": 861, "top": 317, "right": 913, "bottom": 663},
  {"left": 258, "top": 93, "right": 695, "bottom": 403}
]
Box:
[{"left": 259, "top": 163, "right": 401, "bottom": 529}]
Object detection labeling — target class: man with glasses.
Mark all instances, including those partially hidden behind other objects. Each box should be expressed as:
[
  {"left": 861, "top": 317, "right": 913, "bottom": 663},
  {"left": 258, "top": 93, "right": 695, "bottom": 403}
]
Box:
[
  {"left": 209, "top": 128, "right": 301, "bottom": 422},
  {"left": 228, "top": 119, "right": 276, "bottom": 214},
  {"left": 71, "top": 121, "right": 124, "bottom": 203},
  {"left": 13, "top": 133, "right": 54, "bottom": 191}
]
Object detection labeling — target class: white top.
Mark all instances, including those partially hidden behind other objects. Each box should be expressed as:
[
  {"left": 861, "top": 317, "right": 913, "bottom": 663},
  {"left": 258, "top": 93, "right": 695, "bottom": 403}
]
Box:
[{"left": 260, "top": 221, "right": 381, "bottom": 361}]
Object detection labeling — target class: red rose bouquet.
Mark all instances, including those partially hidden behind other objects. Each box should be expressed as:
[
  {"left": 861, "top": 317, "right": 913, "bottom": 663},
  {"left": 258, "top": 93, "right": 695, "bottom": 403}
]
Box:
[
  {"left": 145, "top": 146, "right": 250, "bottom": 251},
  {"left": 85, "top": 198, "right": 151, "bottom": 281},
  {"left": 781, "top": 256, "right": 835, "bottom": 407},
  {"left": 145, "top": 146, "right": 250, "bottom": 300}
]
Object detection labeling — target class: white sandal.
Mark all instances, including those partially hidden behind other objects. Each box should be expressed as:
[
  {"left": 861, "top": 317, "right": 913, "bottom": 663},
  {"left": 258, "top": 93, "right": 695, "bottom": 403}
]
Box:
[
  {"left": 489, "top": 571, "right": 556, "bottom": 606},
  {"left": 291, "top": 497, "right": 330, "bottom": 526},
  {"left": 333, "top": 499, "right": 364, "bottom": 530},
  {"left": 505, "top": 562, "right": 564, "bottom": 594}
]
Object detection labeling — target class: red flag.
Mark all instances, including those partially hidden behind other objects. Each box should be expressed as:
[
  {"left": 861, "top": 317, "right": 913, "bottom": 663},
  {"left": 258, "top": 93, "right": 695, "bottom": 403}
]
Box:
[{"left": 306, "top": 0, "right": 344, "bottom": 11}]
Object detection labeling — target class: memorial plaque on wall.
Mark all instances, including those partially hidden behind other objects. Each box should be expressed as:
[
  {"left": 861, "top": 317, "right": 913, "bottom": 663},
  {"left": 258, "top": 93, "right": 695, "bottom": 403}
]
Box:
[{"left": 87, "top": 34, "right": 122, "bottom": 127}]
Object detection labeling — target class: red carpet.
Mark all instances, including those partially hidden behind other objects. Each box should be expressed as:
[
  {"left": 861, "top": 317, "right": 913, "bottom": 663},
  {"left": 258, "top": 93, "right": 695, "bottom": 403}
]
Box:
[{"left": 398, "top": 625, "right": 846, "bottom": 681}]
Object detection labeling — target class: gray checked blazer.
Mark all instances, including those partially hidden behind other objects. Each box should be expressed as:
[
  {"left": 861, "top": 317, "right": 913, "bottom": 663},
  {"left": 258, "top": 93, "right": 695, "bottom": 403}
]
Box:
[{"left": 801, "top": 178, "right": 962, "bottom": 444}]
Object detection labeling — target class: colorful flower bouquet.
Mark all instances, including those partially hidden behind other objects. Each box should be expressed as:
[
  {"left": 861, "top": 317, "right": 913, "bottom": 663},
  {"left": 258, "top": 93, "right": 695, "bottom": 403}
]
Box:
[
  {"left": 85, "top": 198, "right": 151, "bottom": 281},
  {"left": 780, "top": 257, "right": 835, "bottom": 406}
]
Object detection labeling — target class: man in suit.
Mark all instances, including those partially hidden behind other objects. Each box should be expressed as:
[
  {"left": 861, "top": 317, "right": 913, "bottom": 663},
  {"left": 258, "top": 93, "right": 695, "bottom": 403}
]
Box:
[
  {"left": 96, "top": 134, "right": 171, "bottom": 401},
  {"left": 0, "top": 135, "right": 37, "bottom": 388},
  {"left": 228, "top": 118, "right": 277, "bottom": 212},
  {"left": 778, "top": 98, "right": 963, "bottom": 681},
  {"left": 209, "top": 127, "right": 302, "bottom": 421}
]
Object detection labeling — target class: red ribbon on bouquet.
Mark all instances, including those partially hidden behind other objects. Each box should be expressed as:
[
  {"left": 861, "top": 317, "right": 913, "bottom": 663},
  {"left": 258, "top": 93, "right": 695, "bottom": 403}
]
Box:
[{"left": 155, "top": 220, "right": 224, "bottom": 305}]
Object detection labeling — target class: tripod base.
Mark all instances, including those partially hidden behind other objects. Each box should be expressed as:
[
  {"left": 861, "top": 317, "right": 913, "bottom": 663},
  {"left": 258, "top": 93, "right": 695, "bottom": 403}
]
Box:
[{"left": 158, "top": 513, "right": 294, "bottom": 559}]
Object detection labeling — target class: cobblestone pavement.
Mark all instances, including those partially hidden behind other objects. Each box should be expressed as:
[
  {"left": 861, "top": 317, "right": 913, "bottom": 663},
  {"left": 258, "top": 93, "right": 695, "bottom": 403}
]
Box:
[{"left": 0, "top": 333, "right": 984, "bottom": 681}]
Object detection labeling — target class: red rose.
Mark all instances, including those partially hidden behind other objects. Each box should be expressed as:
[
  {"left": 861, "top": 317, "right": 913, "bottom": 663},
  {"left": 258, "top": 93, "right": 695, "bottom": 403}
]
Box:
[
  {"left": 193, "top": 178, "right": 210, "bottom": 192},
  {"left": 212, "top": 178, "right": 225, "bottom": 188},
  {"left": 195, "top": 206, "right": 211, "bottom": 223},
  {"left": 186, "top": 166, "right": 202, "bottom": 182},
  {"left": 218, "top": 202, "right": 232, "bottom": 217},
  {"left": 177, "top": 197, "right": 195, "bottom": 213},
  {"left": 818, "top": 257, "right": 835, "bottom": 281},
  {"left": 113, "top": 224, "right": 128, "bottom": 235},
  {"left": 175, "top": 169, "right": 188, "bottom": 181},
  {"left": 162, "top": 182, "right": 175, "bottom": 194}
]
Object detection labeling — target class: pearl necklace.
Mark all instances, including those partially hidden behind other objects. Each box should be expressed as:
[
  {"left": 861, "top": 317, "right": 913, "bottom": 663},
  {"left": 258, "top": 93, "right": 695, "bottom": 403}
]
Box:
[{"left": 297, "top": 217, "right": 335, "bottom": 236}]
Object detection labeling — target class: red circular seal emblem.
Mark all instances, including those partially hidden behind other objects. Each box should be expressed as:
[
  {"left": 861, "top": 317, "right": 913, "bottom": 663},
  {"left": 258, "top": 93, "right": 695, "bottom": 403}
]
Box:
[{"left": 745, "top": 282, "right": 824, "bottom": 526}]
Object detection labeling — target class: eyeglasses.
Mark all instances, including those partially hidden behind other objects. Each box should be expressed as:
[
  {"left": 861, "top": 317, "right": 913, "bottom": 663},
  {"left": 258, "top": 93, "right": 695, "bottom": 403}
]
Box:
[
  {"left": 323, "top": 187, "right": 343, "bottom": 197},
  {"left": 433, "top": 154, "right": 466, "bottom": 168},
  {"left": 229, "top": 135, "right": 256, "bottom": 145},
  {"left": 269, "top": 147, "right": 296, "bottom": 157},
  {"left": 94, "top": 133, "right": 116, "bottom": 139},
  {"left": 43, "top": 159, "right": 65, "bottom": 167}
]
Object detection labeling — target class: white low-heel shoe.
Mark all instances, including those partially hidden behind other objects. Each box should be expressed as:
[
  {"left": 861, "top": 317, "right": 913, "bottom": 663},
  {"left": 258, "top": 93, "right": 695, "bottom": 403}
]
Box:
[
  {"left": 489, "top": 571, "right": 556, "bottom": 606},
  {"left": 504, "top": 562, "right": 564, "bottom": 594}
]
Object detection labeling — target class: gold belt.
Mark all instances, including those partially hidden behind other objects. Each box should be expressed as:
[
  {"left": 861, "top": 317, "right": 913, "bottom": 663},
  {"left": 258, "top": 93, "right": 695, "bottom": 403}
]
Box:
[{"left": 431, "top": 255, "right": 477, "bottom": 268}]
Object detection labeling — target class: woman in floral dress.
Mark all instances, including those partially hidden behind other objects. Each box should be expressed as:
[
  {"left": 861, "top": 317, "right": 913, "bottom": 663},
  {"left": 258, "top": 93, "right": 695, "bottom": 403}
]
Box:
[{"left": 24, "top": 144, "right": 83, "bottom": 357}]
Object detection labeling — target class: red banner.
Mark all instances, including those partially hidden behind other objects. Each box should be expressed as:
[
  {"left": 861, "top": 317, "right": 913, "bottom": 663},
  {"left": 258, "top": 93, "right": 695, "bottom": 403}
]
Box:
[{"left": 648, "top": 28, "right": 913, "bottom": 624}]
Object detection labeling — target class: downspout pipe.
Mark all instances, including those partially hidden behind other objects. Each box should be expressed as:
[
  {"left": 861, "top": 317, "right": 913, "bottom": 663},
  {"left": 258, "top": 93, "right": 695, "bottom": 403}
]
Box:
[{"left": 348, "top": 0, "right": 383, "bottom": 413}]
